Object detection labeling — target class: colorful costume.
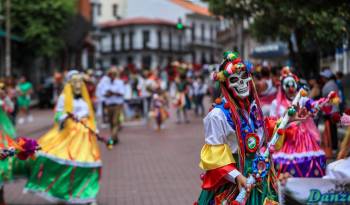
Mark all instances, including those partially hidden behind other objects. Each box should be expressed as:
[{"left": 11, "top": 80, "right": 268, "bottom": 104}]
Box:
[
  {"left": 24, "top": 71, "right": 101, "bottom": 203},
  {"left": 268, "top": 69, "right": 326, "bottom": 177},
  {"left": 17, "top": 81, "right": 33, "bottom": 109},
  {"left": 149, "top": 93, "right": 169, "bottom": 130},
  {"left": 0, "top": 92, "right": 17, "bottom": 185},
  {"left": 196, "top": 52, "right": 278, "bottom": 205}
]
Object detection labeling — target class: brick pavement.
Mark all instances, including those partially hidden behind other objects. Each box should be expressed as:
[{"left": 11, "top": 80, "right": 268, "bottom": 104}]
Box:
[{"left": 4, "top": 108, "right": 204, "bottom": 204}]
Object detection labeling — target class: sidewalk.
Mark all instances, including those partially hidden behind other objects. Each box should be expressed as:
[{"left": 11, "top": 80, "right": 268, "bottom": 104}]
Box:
[{"left": 16, "top": 109, "right": 54, "bottom": 138}]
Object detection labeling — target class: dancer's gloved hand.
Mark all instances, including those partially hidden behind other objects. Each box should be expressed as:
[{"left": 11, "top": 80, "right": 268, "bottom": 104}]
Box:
[
  {"left": 236, "top": 174, "right": 253, "bottom": 193},
  {"left": 288, "top": 107, "right": 309, "bottom": 124},
  {"left": 225, "top": 170, "right": 253, "bottom": 193}
]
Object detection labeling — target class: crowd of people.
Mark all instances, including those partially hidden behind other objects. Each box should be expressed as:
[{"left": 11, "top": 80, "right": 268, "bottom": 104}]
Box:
[
  {"left": 0, "top": 76, "right": 34, "bottom": 126},
  {"left": 0, "top": 53, "right": 349, "bottom": 204}
]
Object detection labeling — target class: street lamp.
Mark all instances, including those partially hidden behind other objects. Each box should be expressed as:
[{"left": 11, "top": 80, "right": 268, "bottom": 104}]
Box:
[{"left": 5, "top": 0, "right": 11, "bottom": 77}]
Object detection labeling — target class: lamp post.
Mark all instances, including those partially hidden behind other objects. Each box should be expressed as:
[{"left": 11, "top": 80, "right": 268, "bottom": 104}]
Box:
[{"left": 5, "top": 0, "right": 11, "bottom": 77}]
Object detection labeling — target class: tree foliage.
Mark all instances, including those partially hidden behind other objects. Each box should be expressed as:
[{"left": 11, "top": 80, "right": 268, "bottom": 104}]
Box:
[
  {"left": 205, "top": 0, "right": 350, "bottom": 73},
  {"left": 6, "top": 0, "right": 76, "bottom": 57}
]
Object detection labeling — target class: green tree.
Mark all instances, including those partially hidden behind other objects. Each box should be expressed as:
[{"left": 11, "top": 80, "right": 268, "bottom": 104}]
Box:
[
  {"left": 205, "top": 0, "right": 350, "bottom": 76},
  {"left": 6, "top": 0, "right": 76, "bottom": 57}
]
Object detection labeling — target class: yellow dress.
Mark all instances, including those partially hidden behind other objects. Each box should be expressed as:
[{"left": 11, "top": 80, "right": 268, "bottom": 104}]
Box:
[{"left": 25, "top": 83, "right": 101, "bottom": 204}]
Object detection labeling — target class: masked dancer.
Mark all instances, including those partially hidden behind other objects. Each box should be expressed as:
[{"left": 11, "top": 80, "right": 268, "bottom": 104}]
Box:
[
  {"left": 24, "top": 70, "right": 101, "bottom": 204},
  {"left": 196, "top": 52, "right": 279, "bottom": 205}
]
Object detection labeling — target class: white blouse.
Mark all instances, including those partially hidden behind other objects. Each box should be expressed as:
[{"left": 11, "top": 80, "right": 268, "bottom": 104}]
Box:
[
  {"left": 204, "top": 108, "right": 238, "bottom": 153},
  {"left": 56, "top": 95, "right": 90, "bottom": 120}
]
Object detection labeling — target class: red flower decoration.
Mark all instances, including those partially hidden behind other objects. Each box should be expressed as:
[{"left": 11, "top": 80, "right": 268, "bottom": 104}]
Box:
[
  {"left": 224, "top": 103, "right": 230, "bottom": 110},
  {"left": 332, "top": 112, "right": 341, "bottom": 123},
  {"left": 230, "top": 201, "right": 240, "bottom": 205},
  {"left": 277, "top": 129, "right": 285, "bottom": 136},
  {"left": 200, "top": 173, "right": 205, "bottom": 181},
  {"left": 233, "top": 58, "right": 241, "bottom": 65},
  {"left": 328, "top": 91, "right": 337, "bottom": 99},
  {"left": 345, "top": 108, "right": 350, "bottom": 116}
]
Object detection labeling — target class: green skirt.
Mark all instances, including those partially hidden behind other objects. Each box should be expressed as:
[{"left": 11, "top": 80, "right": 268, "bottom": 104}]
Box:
[
  {"left": 24, "top": 156, "right": 101, "bottom": 204},
  {"left": 0, "top": 108, "right": 17, "bottom": 186},
  {"left": 197, "top": 156, "right": 278, "bottom": 205}
]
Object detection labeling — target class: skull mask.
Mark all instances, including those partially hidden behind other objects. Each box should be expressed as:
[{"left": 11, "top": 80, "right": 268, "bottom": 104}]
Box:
[{"left": 226, "top": 70, "right": 252, "bottom": 99}]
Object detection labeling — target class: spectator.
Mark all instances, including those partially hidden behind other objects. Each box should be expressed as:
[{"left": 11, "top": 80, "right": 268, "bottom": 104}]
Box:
[
  {"left": 16, "top": 75, "right": 33, "bottom": 124},
  {"left": 320, "top": 69, "right": 339, "bottom": 157},
  {"left": 102, "top": 67, "right": 126, "bottom": 144},
  {"left": 4, "top": 76, "right": 18, "bottom": 124},
  {"left": 336, "top": 71, "right": 346, "bottom": 113},
  {"left": 192, "top": 76, "right": 207, "bottom": 117},
  {"left": 308, "top": 75, "right": 322, "bottom": 126},
  {"left": 174, "top": 74, "right": 190, "bottom": 123},
  {"left": 255, "top": 66, "right": 277, "bottom": 116},
  {"left": 308, "top": 76, "right": 321, "bottom": 99}
]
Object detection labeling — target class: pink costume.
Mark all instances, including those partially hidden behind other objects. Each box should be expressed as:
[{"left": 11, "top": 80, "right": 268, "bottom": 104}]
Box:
[{"left": 269, "top": 88, "right": 326, "bottom": 177}]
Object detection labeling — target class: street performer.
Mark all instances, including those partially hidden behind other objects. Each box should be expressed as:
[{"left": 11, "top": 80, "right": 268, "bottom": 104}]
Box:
[
  {"left": 196, "top": 52, "right": 280, "bottom": 205},
  {"left": 102, "top": 67, "right": 125, "bottom": 144},
  {"left": 24, "top": 70, "right": 101, "bottom": 204}
]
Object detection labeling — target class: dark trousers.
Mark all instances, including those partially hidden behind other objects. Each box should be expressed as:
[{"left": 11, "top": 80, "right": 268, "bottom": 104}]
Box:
[{"left": 194, "top": 94, "right": 205, "bottom": 116}]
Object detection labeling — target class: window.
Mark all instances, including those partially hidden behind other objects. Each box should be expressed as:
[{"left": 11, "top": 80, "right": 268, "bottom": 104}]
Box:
[
  {"left": 201, "top": 52, "right": 207, "bottom": 64},
  {"left": 129, "top": 31, "right": 134, "bottom": 50},
  {"left": 210, "top": 25, "right": 214, "bottom": 42},
  {"left": 97, "top": 3, "right": 102, "bottom": 16},
  {"left": 192, "top": 52, "right": 196, "bottom": 64},
  {"left": 127, "top": 56, "right": 133, "bottom": 64},
  {"left": 121, "top": 32, "right": 125, "bottom": 51},
  {"left": 111, "top": 57, "right": 118, "bottom": 66},
  {"left": 201, "top": 23, "right": 205, "bottom": 42},
  {"left": 178, "top": 34, "right": 182, "bottom": 51},
  {"left": 111, "top": 33, "right": 115, "bottom": 51},
  {"left": 142, "top": 55, "right": 152, "bottom": 69},
  {"left": 191, "top": 23, "right": 196, "bottom": 41},
  {"left": 113, "top": 4, "right": 118, "bottom": 18},
  {"left": 158, "top": 30, "right": 162, "bottom": 49},
  {"left": 169, "top": 31, "right": 172, "bottom": 51},
  {"left": 143, "top": 30, "right": 150, "bottom": 49}
]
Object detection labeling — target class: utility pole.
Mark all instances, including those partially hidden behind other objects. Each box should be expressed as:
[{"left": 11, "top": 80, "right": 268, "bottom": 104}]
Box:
[{"left": 5, "top": 0, "right": 11, "bottom": 76}]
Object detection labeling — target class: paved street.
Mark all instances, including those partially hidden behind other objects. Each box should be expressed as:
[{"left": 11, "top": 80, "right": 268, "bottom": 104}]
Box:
[{"left": 4, "top": 108, "right": 204, "bottom": 204}]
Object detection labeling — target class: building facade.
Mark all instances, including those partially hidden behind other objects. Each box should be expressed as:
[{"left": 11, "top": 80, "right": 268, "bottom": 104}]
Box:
[
  {"left": 95, "top": 0, "right": 223, "bottom": 69},
  {"left": 100, "top": 17, "right": 187, "bottom": 69}
]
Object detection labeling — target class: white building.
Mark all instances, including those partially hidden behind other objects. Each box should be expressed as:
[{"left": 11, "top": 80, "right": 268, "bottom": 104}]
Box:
[
  {"left": 96, "top": 0, "right": 223, "bottom": 69},
  {"left": 90, "top": 0, "right": 128, "bottom": 24},
  {"left": 100, "top": 17, "right": 186, "bottom": 69}
]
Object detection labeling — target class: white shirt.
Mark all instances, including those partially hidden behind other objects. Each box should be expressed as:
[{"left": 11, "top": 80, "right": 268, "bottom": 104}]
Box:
[
  {"left": 204, "top": 108, "right": 238, "bottom": 153},
  {"left": 260, "top": 79, "right": 277, "bottom": 96},
  {"left": 193, "top": 81, "right": 208, "bottom": 96},
  {"left": 103, "top": 78, "right": 126, "bottom": 105},
  {"left": 95, "top": 76, "right": 109, "bottom": 103},
  {"left": 56, "top": 95, "right": 89, "bottom": 120}
]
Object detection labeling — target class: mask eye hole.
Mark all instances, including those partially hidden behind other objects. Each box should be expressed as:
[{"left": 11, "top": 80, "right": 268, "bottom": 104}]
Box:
[
  {"left": 241, "top": 71, "right": 248, "bottom": 79},
  {"left": 229, "top": 76, "right": 239, "bottom": 83}
]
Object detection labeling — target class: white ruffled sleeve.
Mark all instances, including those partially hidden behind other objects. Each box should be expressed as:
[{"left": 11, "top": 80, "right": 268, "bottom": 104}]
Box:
[{"left": 203, "top": 108, "right": 235, "bottom": 145}]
